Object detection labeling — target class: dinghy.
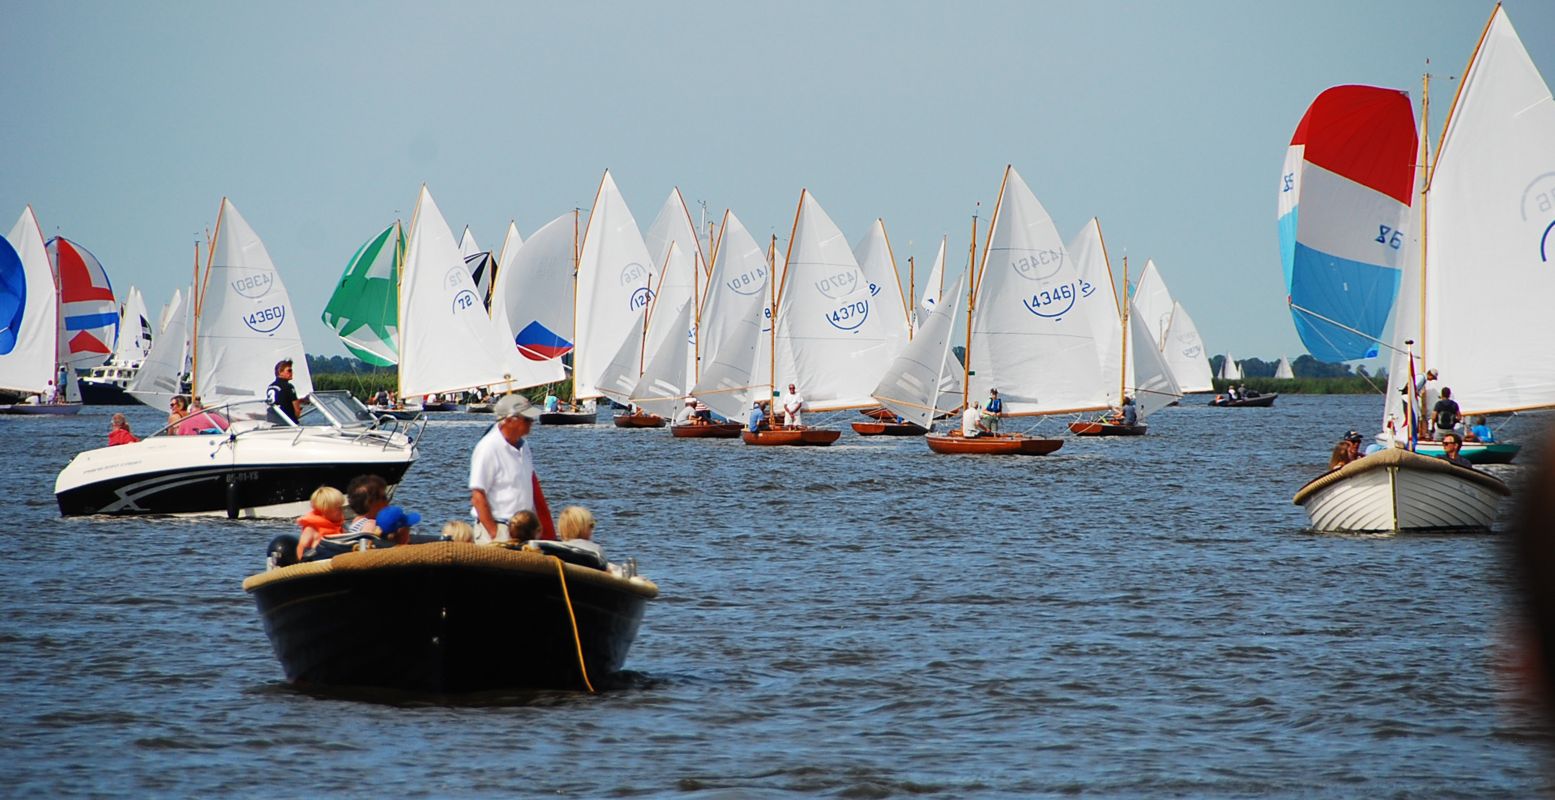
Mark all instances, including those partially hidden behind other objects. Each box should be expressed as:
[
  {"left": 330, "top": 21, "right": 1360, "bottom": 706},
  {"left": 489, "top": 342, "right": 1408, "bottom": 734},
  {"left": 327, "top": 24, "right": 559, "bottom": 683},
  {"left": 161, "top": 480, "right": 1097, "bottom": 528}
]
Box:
[
  {"left": 245, "top": 541, "right": 657, "bottom": 693},
  {"left": 1209, "top": 393, "right": 1278, "bottom": 408},
  {"left": 1293, "top": 448, "right": 1508, "bottom": 533},
  {"left": 670, "top": 421, "right": 743, "bottom": 438},
  {"left": 850, "top": 420, "right": 927, "bottom": 436},
  {"left": 613, "top": 411, "right": 665, "bottom": 428}
]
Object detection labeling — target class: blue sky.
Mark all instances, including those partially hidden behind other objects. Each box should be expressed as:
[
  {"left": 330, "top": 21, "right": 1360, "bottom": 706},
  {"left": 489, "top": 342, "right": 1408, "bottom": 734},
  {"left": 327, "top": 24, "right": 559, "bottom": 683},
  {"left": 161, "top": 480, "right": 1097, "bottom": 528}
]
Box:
[{"left": 3, "top": 1, "right": 1551, "bottom": 365}]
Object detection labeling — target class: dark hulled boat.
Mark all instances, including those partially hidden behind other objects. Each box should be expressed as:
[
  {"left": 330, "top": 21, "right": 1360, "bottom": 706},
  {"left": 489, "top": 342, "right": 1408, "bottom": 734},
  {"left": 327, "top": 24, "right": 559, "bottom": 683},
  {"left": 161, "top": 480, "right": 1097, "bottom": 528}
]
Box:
[
  {"left": 850, "top": 420, "right": 928, "bottom": 436},
  {"left": 244, "top": 542, "right": 657, "bottom": 693},
  {"left": 924, "top": 431, "right": 1063, "bottom": 455},
  {"left": 1067, "top": 420, "right": 1147, "bottom": 436},
  {"left": 540, "top": 408, "right": 599, "bottom": 425},
  {"left": 1209, "top": 394, "right": 1278, "bottom": 407},
  {"left": 670, "top": 421, "right": 743, "bottom": 439}
]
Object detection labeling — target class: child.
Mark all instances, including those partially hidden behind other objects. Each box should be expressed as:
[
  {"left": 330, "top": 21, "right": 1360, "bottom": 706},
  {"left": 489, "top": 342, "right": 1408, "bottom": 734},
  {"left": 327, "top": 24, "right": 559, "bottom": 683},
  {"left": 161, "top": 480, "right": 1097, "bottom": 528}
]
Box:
[
  {"left": 442, "top": 520, "right": 475, "bottom": 543},
  {"left": 296, "top": 486, "right": 347, "bottom": 560},
  {"left": 556, "top": 506, "right": 605, "bottom": 561},
  {"left": 506, "top": 510, "right": 540, "bottom": 544},
  {"left": 376, "top": 505, "right": 421, "bottom": 546}
]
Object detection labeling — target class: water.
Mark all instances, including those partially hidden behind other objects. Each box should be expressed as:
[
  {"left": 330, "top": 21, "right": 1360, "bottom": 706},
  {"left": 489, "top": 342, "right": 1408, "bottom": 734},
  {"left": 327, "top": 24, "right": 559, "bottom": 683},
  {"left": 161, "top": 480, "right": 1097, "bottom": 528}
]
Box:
[{"left": 2, "top": 395, "right": 1550, "bottom": 797}]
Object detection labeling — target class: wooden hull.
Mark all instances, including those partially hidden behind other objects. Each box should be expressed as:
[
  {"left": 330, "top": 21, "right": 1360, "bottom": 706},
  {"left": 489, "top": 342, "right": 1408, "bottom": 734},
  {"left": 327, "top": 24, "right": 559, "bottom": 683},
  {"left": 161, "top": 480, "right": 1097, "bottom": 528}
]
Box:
[
  {"left": 1412, "top": 440, "right": 1520, "bottom": 465},
  {"left": 925, "top": 432, "right": 1063, "bottom": 455},
  {"left": 613, "top": 413, "right": 665, "bottom": 428},
  {"left": 741, "top": 428, "right": 841, "bottom": 446},
  {"left": 670, "top": 422, "right": 743, "bottom": 438},
  {"left": 245, "top": 543, "right": 656, "bottom": 693},
  {"left": 1067, "top": 420, "right": 1146, "bottom": 436},
  {"left": 850, "top": 421, "right": 927, "bottom": 436},
  {"left": 1209, "top": 394, "right": 1277, "bottom": 407},
  {"left": 0, "top": 403, "right": 83, "bottom": 415},
  {"left": 1293, "top": 448, "right": 1509, "bottom": 533},
  {"left": 539, "top": 409, "right": 598, "bottom": 425}
]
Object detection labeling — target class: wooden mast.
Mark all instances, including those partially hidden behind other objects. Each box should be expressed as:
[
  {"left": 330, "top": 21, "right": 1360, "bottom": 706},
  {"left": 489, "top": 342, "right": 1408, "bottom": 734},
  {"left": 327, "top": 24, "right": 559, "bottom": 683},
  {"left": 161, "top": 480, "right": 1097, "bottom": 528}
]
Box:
[
  {"left": 907, "top": 255, "right": 915, "bottom": 340},
  {"left": 1417, "top": 70, "right": 1431, "bottom": 377},
  {"left": 768, "top": 232, "right": 780, "bottom": 406},
  {"left": 191, "top": 199, "right": 226, "bottom": 401},
  {"left": 1119, "top": 255, "right": 1130, "bottom": 409},
  {"left": 961, "top": 213, "right": 977, "bottom": 407},
  {"left": 569, "top": 206, "right": 580, "bottom": 406}
]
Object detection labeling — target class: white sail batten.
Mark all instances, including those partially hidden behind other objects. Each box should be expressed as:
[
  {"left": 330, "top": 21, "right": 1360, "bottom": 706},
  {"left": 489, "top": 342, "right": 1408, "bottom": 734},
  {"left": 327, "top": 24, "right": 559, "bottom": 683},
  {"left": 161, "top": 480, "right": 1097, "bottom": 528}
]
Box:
[
  {"left": 774, "top": 192, "right": 907, "bottom": 411},
  {"left": 0, "top": 207, "right": 57, "bottom": 395},
  {"left": 1420, "top": 7, "right": 1555, "bottom": 414},
  {"left": 690, "top": 211, "right": 771, "bottom": 421},
  {"left": 399, "top": 187, "right": 562, "bottom": 397},
  {"left": 573, "top": 171, "right": 656, "bottom": 400},
  {"left": 128, "top": 288, "right": 189, "bottom": 406},
  {"left": 968, "top": 167, "right": 1111, "bottom": 415},
  {"left": 873, "top": 271, "right": 966, "bottom": 429},
  {"left": 194, "top": 199, "right": 312, "bottom": 406},
  {"left": 491, "top": 212, "right": 575, "bottom": 364}
]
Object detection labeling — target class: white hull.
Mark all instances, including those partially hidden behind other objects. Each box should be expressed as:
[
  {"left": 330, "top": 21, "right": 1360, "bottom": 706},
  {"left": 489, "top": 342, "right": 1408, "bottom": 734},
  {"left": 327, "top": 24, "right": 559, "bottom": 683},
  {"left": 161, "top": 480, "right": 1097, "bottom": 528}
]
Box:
[{"left": 1293, "top": 449, "right": 1508, "bottom": 533}]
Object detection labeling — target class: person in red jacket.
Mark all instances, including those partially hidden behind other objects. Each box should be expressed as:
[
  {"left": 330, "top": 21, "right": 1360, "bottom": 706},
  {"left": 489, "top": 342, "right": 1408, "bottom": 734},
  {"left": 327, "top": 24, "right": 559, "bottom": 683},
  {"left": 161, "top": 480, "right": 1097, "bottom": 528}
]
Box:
[{"left": 108, "top": 413, "right": 139, "bottom": 446}]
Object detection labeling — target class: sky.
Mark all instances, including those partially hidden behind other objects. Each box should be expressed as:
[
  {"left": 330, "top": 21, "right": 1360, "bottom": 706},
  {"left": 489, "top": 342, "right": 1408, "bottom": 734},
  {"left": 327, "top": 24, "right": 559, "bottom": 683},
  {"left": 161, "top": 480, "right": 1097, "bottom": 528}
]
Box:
[{"left": 3, "top": 0, "right": 1552, "bottom": 366}]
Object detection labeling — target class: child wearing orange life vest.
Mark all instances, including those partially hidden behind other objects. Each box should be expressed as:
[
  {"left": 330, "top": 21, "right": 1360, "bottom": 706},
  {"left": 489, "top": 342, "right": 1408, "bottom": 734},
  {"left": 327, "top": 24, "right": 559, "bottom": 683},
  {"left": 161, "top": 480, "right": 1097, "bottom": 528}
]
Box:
[{"left": 295, "top": 485, "right": 347, "bottom": 560}]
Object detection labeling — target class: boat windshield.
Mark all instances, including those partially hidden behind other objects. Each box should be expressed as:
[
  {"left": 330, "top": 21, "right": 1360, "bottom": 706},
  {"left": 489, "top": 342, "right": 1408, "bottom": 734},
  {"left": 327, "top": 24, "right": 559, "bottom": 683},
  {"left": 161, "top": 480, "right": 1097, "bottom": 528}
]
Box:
[
  {"left": 302, "top": 391, "right": 378, "bottom": 429},
  {"left": 144, "top": 391, "right": 383, "bottom": 439}
]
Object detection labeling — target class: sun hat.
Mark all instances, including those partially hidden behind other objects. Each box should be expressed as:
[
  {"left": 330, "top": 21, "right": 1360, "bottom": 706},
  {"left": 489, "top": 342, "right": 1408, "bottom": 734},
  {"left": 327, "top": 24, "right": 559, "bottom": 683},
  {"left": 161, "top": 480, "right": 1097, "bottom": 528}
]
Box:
[{"left": 493, "top": 393, "right": 541, "bottom": 420}]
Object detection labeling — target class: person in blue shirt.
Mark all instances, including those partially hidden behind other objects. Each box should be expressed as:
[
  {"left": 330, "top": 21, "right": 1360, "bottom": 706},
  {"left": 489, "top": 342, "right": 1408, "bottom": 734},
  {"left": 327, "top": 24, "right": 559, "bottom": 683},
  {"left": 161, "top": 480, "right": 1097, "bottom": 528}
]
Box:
[
  {"left": 1108, "top": 395, "right": 1138, "bottom": 427},
  {"left": 1468, "top": 415, "right": 1495, "bottom": 443},
  {"left": 747, "top": 400, "right": 765, "bottom": 433},
  {"left": 983, "top": 389, "right": 1003, "bottom": 433}
]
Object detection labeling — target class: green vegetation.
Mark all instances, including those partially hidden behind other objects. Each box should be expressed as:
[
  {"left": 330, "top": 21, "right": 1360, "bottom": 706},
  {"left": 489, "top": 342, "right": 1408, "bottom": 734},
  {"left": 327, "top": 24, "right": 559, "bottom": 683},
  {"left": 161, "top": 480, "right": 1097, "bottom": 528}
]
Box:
[
  {"left": 306, "top": 355, "right": 568, "bottom": 404},
  {"left": 1210, "top": 377, "right": 1381, "bottom": 395}
]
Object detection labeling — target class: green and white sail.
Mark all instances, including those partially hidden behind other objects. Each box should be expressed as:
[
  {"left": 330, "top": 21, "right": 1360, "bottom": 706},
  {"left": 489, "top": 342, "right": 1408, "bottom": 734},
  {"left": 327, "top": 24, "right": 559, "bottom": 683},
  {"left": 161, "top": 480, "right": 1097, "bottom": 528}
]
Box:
[{"left": 322, "top": 223, "right": 403, "bottom": 367}]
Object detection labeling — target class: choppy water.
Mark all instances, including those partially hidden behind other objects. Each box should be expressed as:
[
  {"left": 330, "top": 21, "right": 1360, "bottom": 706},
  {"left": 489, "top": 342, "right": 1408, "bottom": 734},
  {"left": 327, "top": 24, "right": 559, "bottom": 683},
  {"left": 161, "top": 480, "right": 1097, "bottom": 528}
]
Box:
[{"left": 2, "top": 394, "right": 1551, "bottom": 797}]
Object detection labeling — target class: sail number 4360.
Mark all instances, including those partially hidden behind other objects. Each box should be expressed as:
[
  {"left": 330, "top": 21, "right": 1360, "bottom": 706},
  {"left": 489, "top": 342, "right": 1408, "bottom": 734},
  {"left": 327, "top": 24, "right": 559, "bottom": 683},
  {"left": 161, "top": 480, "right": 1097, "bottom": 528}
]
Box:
[{"left": 1375, "top": 225, "right": 1404, "bottom": 250}]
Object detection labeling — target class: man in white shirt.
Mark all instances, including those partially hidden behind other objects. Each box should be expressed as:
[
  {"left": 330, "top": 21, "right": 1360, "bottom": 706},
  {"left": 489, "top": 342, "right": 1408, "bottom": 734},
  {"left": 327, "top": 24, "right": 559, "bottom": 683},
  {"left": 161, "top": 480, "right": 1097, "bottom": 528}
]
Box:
[
  {"left": 961, "top": 401, "right": 985, "bottom": 438},
  {"left": 673, "top": 397, "right": 696, "bottom": 426},
  {"left": 782, "top": 383, "right": 805, "bottom": 428},
  {"left": 469, "top": 394, "right": 555, "bottom": 543}
]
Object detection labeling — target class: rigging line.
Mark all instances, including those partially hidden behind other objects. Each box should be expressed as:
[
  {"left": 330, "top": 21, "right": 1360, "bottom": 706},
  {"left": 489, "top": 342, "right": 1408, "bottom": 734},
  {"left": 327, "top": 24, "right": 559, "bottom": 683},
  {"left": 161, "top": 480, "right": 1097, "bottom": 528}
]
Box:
[
  {"left": 1283, "top": 304, "right": 1389, "bottom": 396},
  {"left": 1287, "top": 302, "right": 1408, "bottom": 357}
]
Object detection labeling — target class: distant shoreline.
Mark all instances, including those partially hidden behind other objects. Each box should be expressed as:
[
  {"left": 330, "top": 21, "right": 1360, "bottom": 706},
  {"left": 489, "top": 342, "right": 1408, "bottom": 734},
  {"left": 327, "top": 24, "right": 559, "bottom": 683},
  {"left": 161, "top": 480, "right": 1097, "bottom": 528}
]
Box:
[{"left": 1206, "top": 377, "right": 1382, "bottom": 395}]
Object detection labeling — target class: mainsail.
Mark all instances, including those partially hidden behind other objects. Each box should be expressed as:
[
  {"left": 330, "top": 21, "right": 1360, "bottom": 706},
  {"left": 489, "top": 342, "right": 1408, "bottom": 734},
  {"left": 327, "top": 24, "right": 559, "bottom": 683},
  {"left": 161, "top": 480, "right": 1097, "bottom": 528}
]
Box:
[
  {"left": 322, "top": 222, "right": 402, "bottom": 367},
  {"left": 0, "top": 207, "right": 56, "bottom": 395},
  {"left": 873, "top": 270, "right": 966, "bottom": 429},
  {"left": 917, "top": 236, "right": 947, "bottom": 328},
  {"left": 47, "top": 237, "right": 117, "bottom": 368},
  {"left": 399, "top": 187, "right": 563, "bottom": 398},
  {"left": 1278, "top": 85, "right": 1417, "bottom": 362},
  {"left": 629, "top": 244, "right": 695, "bottom": 416},
  {"left": 573, "top": 171, "right": 657, "bottom": 401},
  {"left": 640, "top": 189, "right": 702, "bottom": 388},
  {"left": 194, "top": 199, "right": 313, "bottom": 406},
  {"left": 112, "top": 286, "right": 154, "bottom": 366},
  {"left": 690, "top": 211, "right": 771, "bottom": 421},
  {"left": 491, "top": 213, "right": 575, "bottom": 362},
  {"left": 1274, "top": 357, "right": 1295, "bottom": 379},
  {"left": 128, "top": 288, "right": 190, "bottom": 406},
  {"left": 1218, "top": 354, "right": 1242, "bottom": 381},
  {"left": 1131, "top": 259, "right": 1214, "bottom": 393}
]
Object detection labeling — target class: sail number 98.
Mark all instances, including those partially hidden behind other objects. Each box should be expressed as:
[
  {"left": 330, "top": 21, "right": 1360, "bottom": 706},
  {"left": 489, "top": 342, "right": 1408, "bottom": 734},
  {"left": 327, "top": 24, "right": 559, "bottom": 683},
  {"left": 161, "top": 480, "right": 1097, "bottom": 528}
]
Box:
[{"left": 1376, "top": 225, "right": 1404, "bottom": 250}]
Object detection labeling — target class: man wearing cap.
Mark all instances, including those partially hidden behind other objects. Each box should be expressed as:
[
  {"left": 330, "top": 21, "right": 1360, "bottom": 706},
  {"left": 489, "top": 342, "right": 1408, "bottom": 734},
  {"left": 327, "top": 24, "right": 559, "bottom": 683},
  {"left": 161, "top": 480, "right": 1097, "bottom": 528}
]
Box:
[
  {"left": 470, "top": 393, "right": 556, "bottom": 543},
  {"left": 673, "top": 397, "right": 696, "bottom": 427},
  {"left": 266, "top": 358, "right": 305, "bottom": 424}
]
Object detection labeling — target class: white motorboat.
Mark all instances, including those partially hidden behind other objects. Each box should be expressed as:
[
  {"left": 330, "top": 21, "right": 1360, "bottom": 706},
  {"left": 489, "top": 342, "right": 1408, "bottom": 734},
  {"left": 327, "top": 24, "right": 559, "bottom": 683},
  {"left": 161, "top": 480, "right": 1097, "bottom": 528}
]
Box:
[
  {"left": 1293, "top": 448, "right": 1508, "bottom": 533},
  {"left": 55, "top": 391, "right": 421, "bottom": 517}
]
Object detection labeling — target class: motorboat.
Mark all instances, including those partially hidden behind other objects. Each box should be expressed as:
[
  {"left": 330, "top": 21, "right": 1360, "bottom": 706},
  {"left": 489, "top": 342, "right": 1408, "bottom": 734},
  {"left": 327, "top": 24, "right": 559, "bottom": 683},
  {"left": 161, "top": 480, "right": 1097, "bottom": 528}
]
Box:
[
  {"left": 1209, "top": 393, "right": 1277, "bottom": 407},
  {"left": 1293, "top": 447, "right": 1508, "bottom": 533},
  {"left": 55, "top": 391, "right": 421, "bottom": 517},
  {"left": 79, "top": 362, "right": 143, "bottom": 405},
  {"left": 245, "top": 540, "right": 656, "bottom": 693}
]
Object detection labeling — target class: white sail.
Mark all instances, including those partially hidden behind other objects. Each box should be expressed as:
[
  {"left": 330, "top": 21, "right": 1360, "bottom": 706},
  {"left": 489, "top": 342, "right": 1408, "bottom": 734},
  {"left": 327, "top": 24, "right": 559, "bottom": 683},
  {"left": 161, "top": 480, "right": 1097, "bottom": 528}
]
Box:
[
  {"left": 496, "top": 221, "right": 523, "bottom": 264},
  {"left": 1274, "top": 357, "right": 1295, "bottom": 379},
  {"left": 399, "top": 186, "right": 563, "bottom": 397},
  {"left": 1132, "top": 259, "right": 1176, "bottom": 347},
  {"left": 491, "top": 212, "right": 576, "bottom": 364},
  {"left": 968, "top": 167, "right": 1111, "bottom": 415},
  {"left": 629, "top": 282, "right": 694, "bottom": 416},
  {"left": 774, "top": 192, "right": 908, "bottom": 410},
  {"left": 641, "top": 189, "right": 702, "bottom": 386},
  {"left": 193, "top": 199, "right": 312, "bottom": 406},
  {"left": 0, "top": 207, "right": 57, "bottom": 396},
  {"left": 873, "top": 270, "right": 966, "bottom": 429},
  {"left": 1128, "top": 300, "right": 1183, "bottom": 418},
  {"left": 852, "top": 218, "right": 912, "bottom": 345},
  {"left": 573, "top": 171, "right": 656, "bottom": 400},
  {"left": 1067, "top": 218, "right": 1123, "bottom": 405},
  {"left": 1159, "top": 301, "right": 1214, "bottom": 392},
  {"left": 1218, "top": 353, "right": 1242, "bottom": 381},
  {"left": 918, "top": 236, "right": 947, "bottom": 323},
  {"left": 1418, "top": 7, "right": 1555, "bottom": 414},
  {"left": 458, "top": 226, "right": 480, "bottom": 259},
  {"left": 1384, "top": 92, "right": 1433, "bottom": 431},
  {"left": 128, "top": 288, "right": 189, "bottom": 406},
  {"left": 113, "top": 286, "right": 154, "bottom": 365},
  {"left": 690, "top": 211, "right": 771, "bottom": 421}
]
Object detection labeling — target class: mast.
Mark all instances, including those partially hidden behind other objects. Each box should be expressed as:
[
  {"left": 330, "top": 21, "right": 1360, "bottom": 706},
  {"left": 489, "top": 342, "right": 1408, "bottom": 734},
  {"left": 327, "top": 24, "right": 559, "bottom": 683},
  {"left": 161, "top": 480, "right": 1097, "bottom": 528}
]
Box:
[
  {"left": 570, "top": 206, "right": 580, "bottom": 403},
  {"left": 961, "top": 213, "right": 977, "bottom": 407},
  {"left": 907, "top": 255, "right": 915, "bottom": 340},
  {"left": 768, "top": 232, "right": 780, "bottom": 403},
  {"left": 1417, "top": 70, "right": 1431, "bottom": 376},
  {"left": 192, "top": 199, "right": 226, "bottom": 400},
  {"left": 638, "top": 249, "right": 672, "bottom": 377},
  {"left": 1119, "top": 255, "right": 1130, "bottom": 407}
]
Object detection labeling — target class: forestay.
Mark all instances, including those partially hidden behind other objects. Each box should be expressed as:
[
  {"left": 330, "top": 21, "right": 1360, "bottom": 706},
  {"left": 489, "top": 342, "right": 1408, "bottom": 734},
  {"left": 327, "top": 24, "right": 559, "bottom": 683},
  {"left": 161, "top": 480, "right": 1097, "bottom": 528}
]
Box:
[
  {"left": 194, "top": 199, "right": 312, "bottom": 406},
  {"left": 1278, "top": 85, "right": 1417, "bottom": 362},
  {"left": 690, "top": 211, "right": 771, "bottom": 421},
  {"left": 0, "top": 207, "right": 56, "bottom": 395},
  {"left": 774, "top": 192, "right": 908, "bottom": 411},
  {"left": 398, "top": 186, "right": 563, "bottom": 398},
  {"left": 968, "top": 166, "right": 1110, "bottom": 415},
  {"left": 1418, "top": 7, "right": 1555, "bottom": 414},
  {"left": 574, "top": 171, "right": 656, "bottom": 400},
  {"left": 873, "top": 270, "right": 966, "bottom": 429},
  {"left": 491, "top": 213, "right": 575, "bottom": 362},
  {"left": 322, "top": 223, "right": 402, "bottom": 367}
]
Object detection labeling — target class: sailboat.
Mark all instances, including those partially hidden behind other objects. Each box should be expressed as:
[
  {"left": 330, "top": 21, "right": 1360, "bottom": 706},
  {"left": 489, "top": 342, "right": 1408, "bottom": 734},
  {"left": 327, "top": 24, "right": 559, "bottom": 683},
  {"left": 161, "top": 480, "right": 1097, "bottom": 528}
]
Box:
[
  {"left": 844, "top": 218, "right": 926, "bottom": 436},
  {"left": 1217, "top": 353, "right": 1242, "bottom": 381},
  {"left": 1067, "top": 221, "right": 1183, "bottom": 435},
  {"left": 126, "top": 286, "right": 190, "bottom": 409},
  {"left": 688, "top": 210, "right": 779, "bottom": 438},
  {"left": 925, "top": 165, "right": 1114, "bottom": 455},
  {"left": 1296, "top": 6, "right": 1549, "bottom": 531},
  {"left": 1274, "top": 357, "right": 1295, "bottom": 380},
  {"left": 614, "top": 189, "right": 705, "bottom": 428},
  {"left": 81, "top": 284, "right": 154, "bottom": 404},
  {"left": 56, "top": 198, "right": 422, "bottom": 517},
  {"left": 0, "top": 207, "right": 64, "bottom": 411},
  {"left": 1129, "top": 259, "right": 1215, "bottom": 393},
  {"left": 872, "top": 269, "right": 967, "bottom": 433}
]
